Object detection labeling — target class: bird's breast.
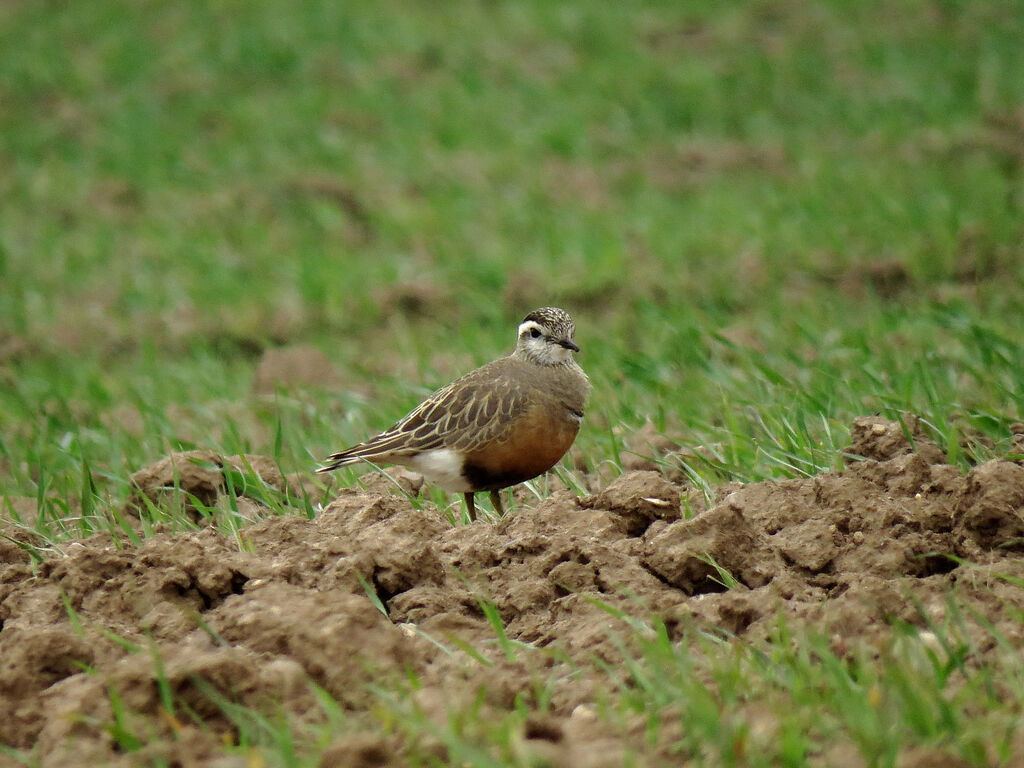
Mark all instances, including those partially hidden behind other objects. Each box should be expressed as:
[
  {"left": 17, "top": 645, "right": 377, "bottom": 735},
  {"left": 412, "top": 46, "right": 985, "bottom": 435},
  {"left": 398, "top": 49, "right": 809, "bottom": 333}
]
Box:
[{"left": 460, "top": 401, "right": 581, "bottom": 492}]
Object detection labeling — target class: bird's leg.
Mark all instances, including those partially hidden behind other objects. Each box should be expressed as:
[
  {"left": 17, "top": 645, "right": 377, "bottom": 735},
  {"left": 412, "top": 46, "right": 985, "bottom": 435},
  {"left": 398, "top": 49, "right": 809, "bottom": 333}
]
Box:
[
  {"left": 489, "top": 489, "right": 505, "bottom": 517},
  {"left": 464, "top": 492, "right": 477, "bottom": 522}
]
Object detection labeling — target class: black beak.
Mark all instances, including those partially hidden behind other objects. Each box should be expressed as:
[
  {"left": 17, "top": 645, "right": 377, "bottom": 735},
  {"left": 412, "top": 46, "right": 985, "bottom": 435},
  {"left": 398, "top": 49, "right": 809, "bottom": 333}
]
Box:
[{"left": 559, "top": 339, "right": 580, "bottom": 352}]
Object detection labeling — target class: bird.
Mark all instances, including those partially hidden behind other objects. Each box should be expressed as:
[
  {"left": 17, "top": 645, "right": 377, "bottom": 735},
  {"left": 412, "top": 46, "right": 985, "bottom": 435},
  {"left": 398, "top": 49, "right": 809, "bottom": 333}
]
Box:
[{"left": 318, "top": 307, "right": 590, "bottom": 521}]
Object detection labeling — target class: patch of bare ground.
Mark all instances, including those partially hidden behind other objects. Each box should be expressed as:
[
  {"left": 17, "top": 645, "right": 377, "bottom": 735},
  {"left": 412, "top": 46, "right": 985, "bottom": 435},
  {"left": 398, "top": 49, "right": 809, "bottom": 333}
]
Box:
[
  {"left": 252, "top": 344, "right": 341, "bottom": 395},
  {"left": 2, "top": 416, "right": 1023, "bottom": 763},
  {"left": 642, "top": 138, "right": 789, "bottom": 191}
]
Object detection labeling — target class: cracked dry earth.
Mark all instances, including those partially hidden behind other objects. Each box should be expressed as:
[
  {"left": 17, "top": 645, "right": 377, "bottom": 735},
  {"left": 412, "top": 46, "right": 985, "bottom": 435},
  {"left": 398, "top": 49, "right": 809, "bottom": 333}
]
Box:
[{"left": 2, "top": 416, "right": 1024, "bottom": 766}]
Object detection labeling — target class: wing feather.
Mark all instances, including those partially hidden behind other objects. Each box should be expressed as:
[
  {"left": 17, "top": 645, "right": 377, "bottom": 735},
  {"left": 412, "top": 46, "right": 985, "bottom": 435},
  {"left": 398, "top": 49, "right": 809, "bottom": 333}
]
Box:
[{"left": 318, "top": 359, "right": 531, "bottom": 472}]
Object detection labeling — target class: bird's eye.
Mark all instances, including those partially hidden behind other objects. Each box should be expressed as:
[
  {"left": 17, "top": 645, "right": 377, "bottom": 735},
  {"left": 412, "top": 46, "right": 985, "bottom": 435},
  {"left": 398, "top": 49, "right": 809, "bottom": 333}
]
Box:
[{"left": 530, "top": 328, "right": 542, "bottom": 338}]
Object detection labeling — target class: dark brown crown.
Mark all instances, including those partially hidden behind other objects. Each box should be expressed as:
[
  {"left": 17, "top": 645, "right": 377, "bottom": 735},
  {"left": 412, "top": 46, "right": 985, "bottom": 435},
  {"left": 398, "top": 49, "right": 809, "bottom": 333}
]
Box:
[{"left": 521, "top": 307, "right": 575, "bottom": 338}]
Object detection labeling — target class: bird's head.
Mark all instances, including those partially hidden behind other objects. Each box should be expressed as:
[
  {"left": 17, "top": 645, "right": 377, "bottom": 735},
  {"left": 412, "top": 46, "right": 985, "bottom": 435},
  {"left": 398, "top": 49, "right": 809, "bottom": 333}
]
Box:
[{"left": 514, "top": 307, "right": 580, "bottom": 365}]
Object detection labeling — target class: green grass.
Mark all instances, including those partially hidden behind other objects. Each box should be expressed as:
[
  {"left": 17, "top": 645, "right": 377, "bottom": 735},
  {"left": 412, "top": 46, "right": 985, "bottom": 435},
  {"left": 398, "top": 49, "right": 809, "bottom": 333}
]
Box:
[
  {"left": 2, "top": 0, "right": 1024, "bottom": 764},
  {"left": 2, "top": 0, "right": 1023, "bottom": 506}
]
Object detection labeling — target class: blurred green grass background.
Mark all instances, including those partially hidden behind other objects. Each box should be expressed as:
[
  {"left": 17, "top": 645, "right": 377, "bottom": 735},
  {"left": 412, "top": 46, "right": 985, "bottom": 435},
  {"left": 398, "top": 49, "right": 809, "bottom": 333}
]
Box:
[{"left": 1, "top": 0, "right": 1023, "bottom": 504}]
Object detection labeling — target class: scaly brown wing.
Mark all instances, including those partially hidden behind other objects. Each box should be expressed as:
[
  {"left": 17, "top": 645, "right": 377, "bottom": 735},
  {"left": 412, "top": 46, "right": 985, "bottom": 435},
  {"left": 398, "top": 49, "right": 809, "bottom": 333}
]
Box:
[{"left": 318, "top": 359, "right": 530, "bottom": 471}]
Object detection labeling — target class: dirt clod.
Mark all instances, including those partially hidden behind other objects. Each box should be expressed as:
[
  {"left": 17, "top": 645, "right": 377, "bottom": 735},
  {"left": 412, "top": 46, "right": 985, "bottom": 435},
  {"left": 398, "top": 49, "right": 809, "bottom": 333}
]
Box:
[
  {"left": 129, "top": 449, "right": 226, "bottom": 510},
  {"left": 209, "top": 582, "right": 410, "bottom": 704},
  {"left": 253, "top": 344, "right": 339, "bottom": 394},
  {"left": 128, "top": 450, "right": 292, "bottom": 519},
  {"left": 954, "top": 460, "right": 1024, "bottom": 551},
  {"left": 845, "top": 414, "right": 946, "bottom": 464},
  {"left": 320, "top": 734, "right": 397, "bottom": 768},
  {"left": 644, "top": 500, "right": 776, "bottom": 594},
  {"left": 584, "top": 470, "right": 681, "bottom": 535}
]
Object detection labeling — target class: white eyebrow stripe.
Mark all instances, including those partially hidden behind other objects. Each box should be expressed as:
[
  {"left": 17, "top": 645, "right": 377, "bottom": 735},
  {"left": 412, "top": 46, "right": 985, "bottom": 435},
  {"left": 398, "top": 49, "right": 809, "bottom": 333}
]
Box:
[{"left": 517, "top": 320, "right": 544, "bottom": 336}]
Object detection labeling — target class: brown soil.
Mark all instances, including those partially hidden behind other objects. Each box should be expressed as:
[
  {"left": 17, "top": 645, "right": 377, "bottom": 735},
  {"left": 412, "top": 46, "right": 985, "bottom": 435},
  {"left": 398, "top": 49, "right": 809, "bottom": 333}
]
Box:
[
  {"left": 2, "top": 416, "right": 1023, "bottom": 765},
  {"left": 252, "top": 345, "right": 341, "bottom": 395}
]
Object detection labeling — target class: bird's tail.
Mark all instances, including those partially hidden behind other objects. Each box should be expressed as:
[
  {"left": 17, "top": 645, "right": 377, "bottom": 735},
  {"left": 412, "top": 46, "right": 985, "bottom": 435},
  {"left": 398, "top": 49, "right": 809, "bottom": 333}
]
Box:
[
  {"left": 316, "top": 451, "right": 366, "bottom": 473},
  {"left": 316, "top": 444, "right": 390, "bottom": 474}
]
